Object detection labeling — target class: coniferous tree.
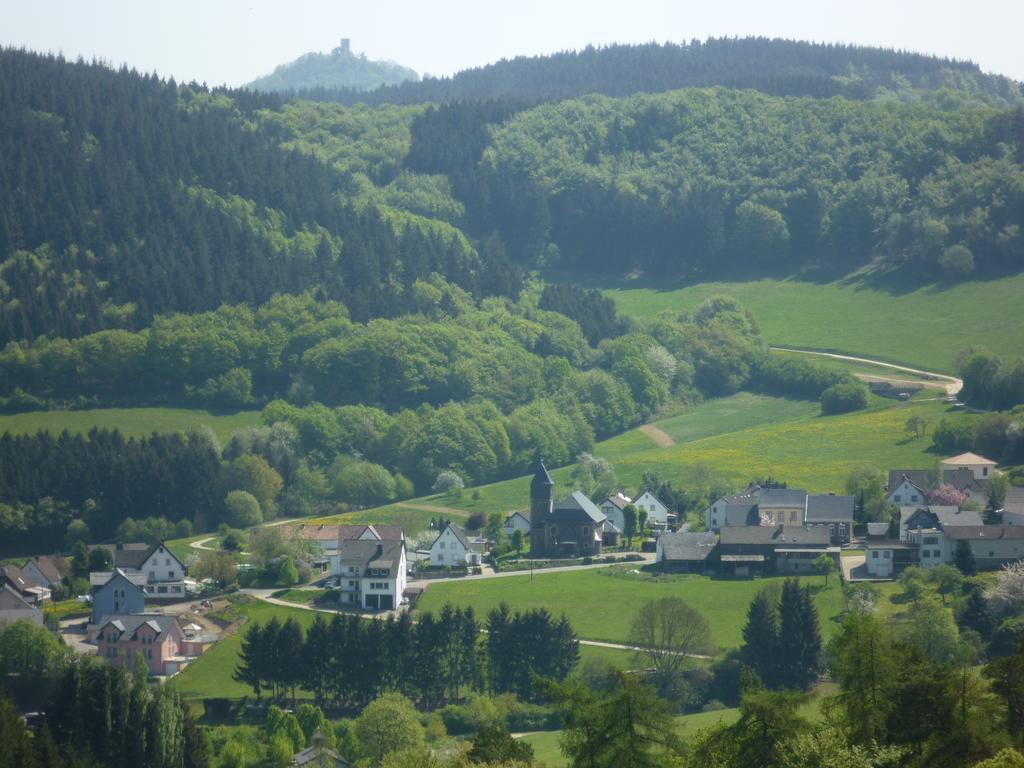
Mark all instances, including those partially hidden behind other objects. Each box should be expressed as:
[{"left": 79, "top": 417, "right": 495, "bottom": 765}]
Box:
[
  {"left": 741, "top": 586, "right": 780, "bottom": 688},
  {"left": 778, "top": 578, "right": 822, "bottom": 691}
]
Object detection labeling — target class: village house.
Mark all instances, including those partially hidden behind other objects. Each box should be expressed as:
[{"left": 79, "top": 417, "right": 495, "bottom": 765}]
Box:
[
  {"left": 1, "top": 563, "right": 50, "bottom": 604},
  {"left": 294, "top": 730, "right": 347, "bottom": 767},
  {"left": 501, "top": 511, "right": 531, "bottom": 537},
  {"left": 90, "top": 541, "right": 188, "bottom": 599},
  {"left": 327, "top": 524, "right": 405, "bottom": 575},
  {"left": 1001, "top": 486, "right": 1024, "bottom": 525},
  {"left": 96, "top": 614, "right": 188, "bottom": 676},
  {"left": 632, "top": 490, "right": 673, "bottom": 531},
  {"left": 805, "top": 494, "right": 855, "bottom": 543},
  {"left": 944, "top": 526, "right": 1024, "bottom": 570},
  {"left": 20, "top": 555, "right": 69, "bottom": 591},
  {"left": 657, "top": 531, "right": 718, "bottom": 573},
  {"left": 703, "top": 486, "right": 854, "bottom": 542},
  {"left": 599, "top": 492, "right": 632, "bottom": 531},
  {"left": 0, "top": 583, "right": 44, "bottom": 626},
  {"left": 899, "top": 505, "right": 981, "bottom": 540},
  {"left": 864, "top": 537, "right": 916, "bottom": 579},
  {"left": 704, "top": 490, "right": 759, "bottom": 532},
  {"left": 942, "top": 451, "right": 998, "bottom": 480},
  {"left": 91, "top": 568, "right": 147, "bottom": 624},
  {"left": 428, "top": 522, "right": 487, "bottom": 567},
  {"left": 334, "top": 539, "right": 407, "bottom": 611},
  {"left": 718, "top": 525, "right": 836, "bottom": 577}
]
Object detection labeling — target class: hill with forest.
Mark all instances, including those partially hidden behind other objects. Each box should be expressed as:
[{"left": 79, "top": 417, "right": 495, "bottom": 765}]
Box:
[
  {"left": 302, "top": 37, "right": 1024, "bottom": 107},
  {"left": 246, "top": 39, "right": 418, "bottom": 93}
]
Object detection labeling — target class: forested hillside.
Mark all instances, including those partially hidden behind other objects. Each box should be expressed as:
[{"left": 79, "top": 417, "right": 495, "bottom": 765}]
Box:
[
  {"left": 305, "top": 38, "right": 1024, "bottom": 107},
  {"left": 0, "top": 49, "right": 516, "bottom": 344},
  {"left": 246, "top": 43, "right": 418, "bottom": 93}
]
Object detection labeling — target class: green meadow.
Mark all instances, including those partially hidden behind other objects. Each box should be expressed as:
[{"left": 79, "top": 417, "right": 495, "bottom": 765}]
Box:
[
  {"left": 417, "top": 569, "right": 845, "bottom": 650},
  {"left": 0, "top": 407, "right": 262, "bottom": 443},
  {"left": 586, "top": 272, "right": 1024, "bottom": 374}
]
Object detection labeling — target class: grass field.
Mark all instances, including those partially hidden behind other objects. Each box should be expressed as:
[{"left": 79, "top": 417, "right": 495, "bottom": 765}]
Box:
[
  {"left": 379, "top": 393, "right": 973, "bottom": 522},
  {"left": 583, "top": 272, "right": 1024, "bottom": 374},
  {"left": 0, "top": 407, "right": 262, "bottom": 443},
  {"left": 417, "top": 569, "right": 845, "bottom": 651},
  {"left": 172, "top": 599, "right": 319, "bottom": 700}
]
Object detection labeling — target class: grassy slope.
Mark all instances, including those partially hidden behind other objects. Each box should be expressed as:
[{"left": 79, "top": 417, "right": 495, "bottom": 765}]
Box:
[
  {"left": 417, "top": 570, "right": 844, "bottom": 650},
  {"left": 0, "top": 407, "right": 262, "bottom": 443},
  {"left": 373, "top": 394, "right": 971, "bottom": 523},
  {"left": 592, "top": 272, "right": 1024, "bottom": 374}
]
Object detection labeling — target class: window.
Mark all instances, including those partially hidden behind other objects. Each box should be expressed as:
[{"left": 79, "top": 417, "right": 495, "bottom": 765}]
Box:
[
  {"left": 894, "top": 494, "right": 901, "bottom": 502},
  {"left": 872, "top": 551, "right": 879, "bottom": 559},
  {"left": 829, "top": 524, "right": 836, "bottom": 536},
  {"left": 990, "top": 551, "right": 995, "bottom": 557},
  {"left": 984, "top": 467, "right": 989, "bottom": 477},
  {"left": 924, "top": 536, "right": 938, "bottom": 544},
  {"left": 650, "top": 504, "right": 655, "bottom": 512},
  {"left": 439, "top": 542, "right": 446, "bottom": 550},
  {"left": 884, "top": 551, "right": 891, "bottom": 559},
  {"left": 158, "top": 586, "right": 168, "bottom": 594},
  {"left": 911, "top": 495, "right": 918, "bottom": 502},
  {"left": 149, "top": 571, "right": 155, "bottom": 579},
  {"left": 922, "top": 550, "right": 930, "bottom": 558}
]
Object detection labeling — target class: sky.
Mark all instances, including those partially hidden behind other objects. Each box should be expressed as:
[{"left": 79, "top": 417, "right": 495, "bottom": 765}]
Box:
[{"left": 3, "top": 0, "right": 1023, "bottom": 87}]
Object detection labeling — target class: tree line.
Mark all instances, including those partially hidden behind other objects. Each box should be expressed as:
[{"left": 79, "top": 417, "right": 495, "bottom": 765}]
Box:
[
  {"left": 233, "top": 603, "right": 578, "bottom": 712},
  {"left": 291, "top": 38, "right": 1022, "bottom": 107}
]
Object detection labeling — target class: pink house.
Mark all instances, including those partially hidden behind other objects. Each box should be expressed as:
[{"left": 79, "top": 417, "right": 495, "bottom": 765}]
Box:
[{"left": 96, "top": 614, "right": 189, "bottom": 676}]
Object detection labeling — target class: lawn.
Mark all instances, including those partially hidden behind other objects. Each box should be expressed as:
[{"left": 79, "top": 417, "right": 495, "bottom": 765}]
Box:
[
  {"left": 417, "top": 568, "right": 845, "bottom": 651},
  {"left": 171, "top": 599, "right": 319, "bottom": 700},
  {"left": 582, "top": 271, "right": 1024, "bottom": 374},
  {"left": 0, "top": 407, "right": 262, "bottom": 443}
]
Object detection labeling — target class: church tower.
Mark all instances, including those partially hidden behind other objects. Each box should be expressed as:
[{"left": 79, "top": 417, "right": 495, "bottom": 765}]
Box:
[{"left": 529, "top": 457, "right": 554, "bottom": 554}]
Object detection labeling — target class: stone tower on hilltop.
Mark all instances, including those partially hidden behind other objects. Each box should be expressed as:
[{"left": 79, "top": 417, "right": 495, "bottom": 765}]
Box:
[{"left": 332, "top": 38, "right": 351, "bottom": 56}]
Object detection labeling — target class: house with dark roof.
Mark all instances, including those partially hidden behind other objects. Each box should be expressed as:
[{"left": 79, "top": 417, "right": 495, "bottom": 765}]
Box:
[
  {"left": 757, "top": 489, "right": 810, "bottom": 526},
  {"left": 718, "top": 525, "right": 836, "bottom": 577},
  {"left": 90, "top": 541, "right": 188, "bottom": 600},
  {"left": 886, "top": 471, "right": 933, "bottom": 507},
  {"left": 0, "top": 583, "right": 43, "bottom": 626},
  {"left": 428, "top": 522, "right": 487, "bottom": 567},
  {"left": 21, "top": 555, "right": 69, "bottom": 590},
  {"left": 91, "top": 569, "right": 147, "bottom": 624},
  {"left": 944, "top": 526, "right": 1024, "bottom": 570},
  {"left": 599, "top": 492, "right": 632, "bottom": 532},
  {"left": 703, "top": 492, "right": 759, "bottom": 531},
  {"left": 900, "top": 505, "right": 981, "bottom": 540},
  {"left": 96, "top": 613, "right": 187, "bottom": 676},
  {"left": 502, "top": 511, "right": 531, "bottom": 536},
  {"left": 293, "top": 730, "right": 347, "bottom": 767},
  {"left": 941, "top": 452, "right": 997, "bottom": 480},
  {"left": 1, "top": 563, "right": 50, "bottom": 604},
  {"left": 806, "top": 494, "right": 855, "bottom": 543},
  {"left": 333, "top": 539, "right": 407, "bottom": 611},
  {"left": 657, "top": 532, "right": 718, "bottom": 573},
  {"left": 529, "top": 459, "right": 608, "bottom": 558}
]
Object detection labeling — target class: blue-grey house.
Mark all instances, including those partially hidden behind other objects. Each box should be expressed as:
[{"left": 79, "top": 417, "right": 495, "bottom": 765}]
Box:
[{"left": 91, "top": 569, "right": 146, "bottom": 624}]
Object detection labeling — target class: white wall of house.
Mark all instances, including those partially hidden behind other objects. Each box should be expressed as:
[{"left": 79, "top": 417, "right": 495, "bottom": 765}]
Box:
[
  {"left": 942, "top": 458, "right": 996, "bottom": 481},
  {"left": 887, "top": 479, "right": 925, "bottom": 508},
  {"left": 602, "top": 505, "right": 626, "bottom": 532},
  {"left": 634, "top": 492, "right": 670, "bottom": 528},
  {"left": 361, "top": 548, "right": 406, "bottom": 609},
  {"left": 866, "top": 548, "right": 895, "bottom": 578},
  {"left": 429, "top": 526, "right": 475, "bottom": 566},
  {"left": 967, "top": 537, "right": 1024, "bottom": 566},
  {"left": 140, "top": 545, "right": 185, "bottom": 583},
  {"left": 21, "top": 561, "right": 56, "bottom": 588},
  {"left": 908, "top": 529, "right": 949, "bottom": 567},
  {"left": 502, "top": 512, "right": 531, "bottom": 536},
  {"left": 704, "top": 500, "right": 725, "bottom": 531}
]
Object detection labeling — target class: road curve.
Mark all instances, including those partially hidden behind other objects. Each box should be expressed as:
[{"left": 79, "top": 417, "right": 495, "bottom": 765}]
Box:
[{"left": 769, "top": 346, "right": 963, "bottom": 396}]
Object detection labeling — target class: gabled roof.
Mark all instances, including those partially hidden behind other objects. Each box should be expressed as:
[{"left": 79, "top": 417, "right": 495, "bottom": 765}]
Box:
[
  {"left": 23, "top": 555, "right": 68, "bottom": 585},
  {"left": 723, "top": 502, "right": 760, "bottom": 527},
  {"left": 944, "top": 525, "right": 1024, "bottom": 541},
  {"left": 660, "top": 532, "right": 718, "bottom": 561},
  {"left": 530, "top": 458, "right": 555, "bottom": 495},
  {"left": 286, "top": 524, "right": 342, "bottom": 542},
  {"left": 434, "top": 522, "right": 471, "bottom": 551},
  {"left": 337, "top": 524, "right": 405, "bottom": 544},
  {"left": 98, "top": 613, "right": 180, "bottom": 641},
  {"left": 902, "top": 506, "right": 982, "bottom": 531},
  {"left": 337, "top": 539, "right": 405, "bottom": 576},
  {"left": 887, "top": 470, "right": 932, "bottom": 494},
  {"left": 1005, "top": 486, "right": 1024, "bottom": 515},
  {"left": 943, "top": 452, "right": 997, "bottom": 466},
  {"left": 602, "top": 493, "right": 631, "bottom": 511},
  {"left": 505, "top": 510, "right": 530, "bottom": 524},
  {"left": 91, "top": 568, "right": 148, "bottom": 589},
  {"left": 720, "top": 525, "right": 829, "bottom": 546},
  {"left": 757, "top": 488, "right": 808, "bottom": 508},
  {"left": 0, "top": 583, "right": 39, "bottom": 613},
  {"left": 140, "top": 541, "right": 186, "bottom": 570},
  {"left": 942, "top": 468, "right": 986, "bottom": 492},
  {"left": 806, "top": 494, "right": 855, "bottom": 523},
  {"left": 90, "top": 542, "right": 151, "bottom": 570},
  {"left": 1, "top": 564, "right": 34, "bottom": 594},
  {"left": 549, "top": 491, "right": 606, "bottom": 525}
]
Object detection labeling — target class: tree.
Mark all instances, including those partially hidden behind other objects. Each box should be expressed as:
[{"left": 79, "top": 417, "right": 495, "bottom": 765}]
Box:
[
  {"left": 777, "top": 579, "right": 822, "bottom": 691},
  {"left": 637, "top": 508, "right": 648, "bottom": 536},
  {"left": 234, "top": 622, "right": 266, "bottom": 699},
  {"left": 87, "top": 547, "right": 113, "bottom": 573},
  {"left": 902, "top": 596, "right": 963, "bottom": 665},
  {"left": 623, "top": 503, "right": 638, "bottom": 547},
  {"left": 905, "top": 415, "right": 930, "bottom": 439},
  {"left": 277, "top": 558, "right": 298, "bottom": 587},
  {"left": 265, "top": 705, "right": 305, "bottom": 753},
  {"left": 987, "top": 561, "right": 1024, "bottom": 617},
  {"left": 65, "top": 519, "right": 90, "bottom": 548},
  {"left": 827, "top": 612, "right": 896, "bottom": 745},
  {"left": 956, "top": 539, "right": 978, "bottom": 576},
  {"left": 223, "top": 490, "right": 262, "bottom": 528},
  {"left": 511, "top": 529, "right": 524, "bottom": 555},
  {"left": 693, "top": 687, "right": 810, "bottom": 768},
  {"left": 629, "top": 597, "right": 711, "bottom": 695},
  {"left": 741, "top": 586, "right": 779, "bottom": 688},
  {"left": 432, "top": 470, "right": 464, "bottom": 495},
  {"left": 779, "top": 725, "right": 908, "bottom": 768},
  {"left": 939, "top": 244, "right": 975, "bottom": 278},
  {"left": 813, "top": 554, "right": 835, "bottom": 585},
  {"left": 928, "top": 564, "right": 964, "bottom": 604},
  {"left": 930, "top": 483, "right": 968, "bottom": 507},
  {"left": 899, "top": 566, "right": 926, "bottom": 605},
  {"left": 223, "top": 454, "right": 284, "bottom": 518},
  {"left": 820, "top": 381, "right": 868, "bottom": 415},
  {"left": 194, "top": 550, "right": 237, "bottom": 585},
  {"left": 468, "top": 724, "right": 534, "bottom": 764},
  {"left": 989, "top": 473, "right": 1010, "bottom": 510},
  {"left": 933, "top": 419, "right": 976, "bottom": 453},
  {"left": 845, "top": 466, "right": 887, "bottom": 523},
  {"left": 960, "top": 586, "right": 996, "bottom": 640},
  {"left": 354, "top": 693, "right": 425, "bottom": 765},
  {"left": 333, "top": 461, "right": 397, "bottom": 507},
  {"left": 985, "top": 640, "right": 1024, "bottom": 740}
]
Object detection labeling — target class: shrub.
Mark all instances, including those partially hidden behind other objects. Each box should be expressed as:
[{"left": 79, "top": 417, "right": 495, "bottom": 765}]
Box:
[
  {"left": 820, "top": 381, "right": 869, "bottom": 415},
  {"left": 932, "top": 418, "right": 975, "bottom": 453}
]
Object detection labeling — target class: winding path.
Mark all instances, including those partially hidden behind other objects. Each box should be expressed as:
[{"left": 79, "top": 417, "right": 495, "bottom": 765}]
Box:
[
  {"left": 769, "top": 346, "right": 963, "bottom": 396},
  {"left": 638, "top": 423, "right": 675, "bottom": 447}
]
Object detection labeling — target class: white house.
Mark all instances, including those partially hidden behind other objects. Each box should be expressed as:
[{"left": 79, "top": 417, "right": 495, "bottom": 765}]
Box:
[
  {"left": 887, "top": 474, "right": 928, "bottom": 508},
  {"left": 599, "top": 493, "right": 632, "bottom": 532},
  {"left": 502, "top": 511, "right": 531, "bottom": 537},
  {"left": 633, "top": 491, "right": 672, "bottom": 531},
  {"left": 333, "top": 539, "right": 407, "bottom": 611},
  {"left": 328, "top": 525, "right": 405, "bottom": 574},
  {"left": 703, "top": 492, "right": 759, "bottom": 532},
  {"left": 428, "top": 523, "right": 487, "bottom": 567},
  {"left": 942, "top": 452, "right": 998, "bottom": 481}
]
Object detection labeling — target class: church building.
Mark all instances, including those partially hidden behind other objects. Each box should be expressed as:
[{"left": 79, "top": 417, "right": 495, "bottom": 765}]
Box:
[{"left": 529, "top": 459, "right": 607, "bottom": 557}]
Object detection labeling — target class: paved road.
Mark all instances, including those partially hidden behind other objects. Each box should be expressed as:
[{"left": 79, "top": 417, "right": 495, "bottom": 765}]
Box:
[
  {"left": 769, "top": 346, "right": 963, "bottom": 396},
  {"left": 190, "top": 537, "right": 219, "bottom": 551}
]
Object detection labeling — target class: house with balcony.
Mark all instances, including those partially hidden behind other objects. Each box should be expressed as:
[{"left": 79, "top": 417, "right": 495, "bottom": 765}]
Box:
[{"left": 333, "top": 539, "right": 407, "bottom": 611}]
